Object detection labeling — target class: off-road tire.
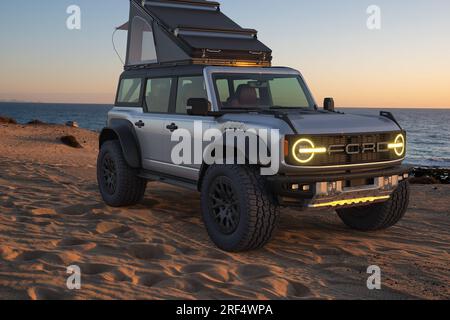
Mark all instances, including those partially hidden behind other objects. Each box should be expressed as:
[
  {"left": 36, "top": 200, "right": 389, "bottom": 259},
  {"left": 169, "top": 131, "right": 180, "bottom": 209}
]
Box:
[
  {"left": 97, "top": 140, "right": 147, "bottom": 207},
  {"left": 336, "top": 181, "right": 410, "bottom": 231},
  {"left": 201, "top": 165, "right": 279, "bottom": 252}
]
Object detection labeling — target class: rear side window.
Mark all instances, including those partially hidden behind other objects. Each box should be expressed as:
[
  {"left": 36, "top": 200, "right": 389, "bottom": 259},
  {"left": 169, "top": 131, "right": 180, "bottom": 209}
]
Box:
[
  {"left": 145, "top": 78, "right": 173, "bottom": 113},
  {"left": 117, "top": 78, "right": 142, "bottom": 105},
  {"left": 176, "top": 76, "right": 207, "bottom": 114}
]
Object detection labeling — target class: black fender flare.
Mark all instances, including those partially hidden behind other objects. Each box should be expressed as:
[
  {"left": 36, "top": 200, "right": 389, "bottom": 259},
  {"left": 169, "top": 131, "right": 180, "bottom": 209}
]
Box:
[
  {"left": 198, "top": 131, "right": 272, "bottom": 191},
  {"left": 99, "top": 119, "right": 142, "bottom": 169}
]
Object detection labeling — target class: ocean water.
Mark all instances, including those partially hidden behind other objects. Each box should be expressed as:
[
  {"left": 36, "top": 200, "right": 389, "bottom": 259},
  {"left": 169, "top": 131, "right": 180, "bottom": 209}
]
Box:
[
  {"left": 0, "top": 102, "right": 449, "bottom": 168},
  {"left": 343, "top": 108, "right": 450, "bottom": 168},
  {"left": 0, "top": 103, "right": 111, "bottom": 132}
]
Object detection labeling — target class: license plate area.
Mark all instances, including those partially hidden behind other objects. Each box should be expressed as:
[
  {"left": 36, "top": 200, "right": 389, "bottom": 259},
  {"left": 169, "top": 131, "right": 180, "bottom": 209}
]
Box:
[{"left": 345, "top": 178, "right": 375, "bottom": 188}]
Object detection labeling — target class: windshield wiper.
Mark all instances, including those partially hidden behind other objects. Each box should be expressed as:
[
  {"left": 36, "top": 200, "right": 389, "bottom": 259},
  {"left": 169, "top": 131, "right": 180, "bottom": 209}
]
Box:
[{"left": 211, "top": 108, "right": 299, "bottom": 133}]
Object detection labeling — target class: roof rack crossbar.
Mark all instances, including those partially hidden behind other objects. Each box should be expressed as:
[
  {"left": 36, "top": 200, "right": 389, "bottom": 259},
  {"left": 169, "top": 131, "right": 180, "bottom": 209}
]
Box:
[{"left": 143, "top": 0, "right": 220, "bottom": 11}]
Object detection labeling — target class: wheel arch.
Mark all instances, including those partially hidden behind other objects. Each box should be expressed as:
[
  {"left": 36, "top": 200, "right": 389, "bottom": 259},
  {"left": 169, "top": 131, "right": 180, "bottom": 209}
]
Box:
[
  {"left": 198, "top": 146, "right": 260, "bottom": 191},
  {"left": 198, "top": 131, "right": 272, "bottom": 191},
  {"left": 99, "top": 119, "right": 142, "bottom": 169}
]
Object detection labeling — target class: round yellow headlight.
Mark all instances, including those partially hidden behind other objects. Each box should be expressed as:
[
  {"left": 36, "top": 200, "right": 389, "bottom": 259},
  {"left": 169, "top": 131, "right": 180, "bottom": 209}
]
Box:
[
  {"left": 292, "top": 138, "right": 318, "bottom": 163},
  {"left": 391, "top": 134, "right": 405, "bottom": 157}
]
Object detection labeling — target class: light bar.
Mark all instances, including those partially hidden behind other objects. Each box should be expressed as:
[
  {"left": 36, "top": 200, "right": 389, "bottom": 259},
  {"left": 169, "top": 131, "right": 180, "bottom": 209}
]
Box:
[
  {"left": 299, "top": 147, "right": 327, "bottom": 154},
  {"left": 191, "top": 58, "right": 271, "bottom": 67},
  {"left": 388, "top": 143, "right": 403, "bottom": 149},
  {"left": 309, "top": 196, "right": 390, "bottom": 208}
]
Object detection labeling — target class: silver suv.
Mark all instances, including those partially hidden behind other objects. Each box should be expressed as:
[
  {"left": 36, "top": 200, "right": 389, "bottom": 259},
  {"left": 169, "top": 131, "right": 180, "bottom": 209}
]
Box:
[
  {"left": 97, "top": 65, "right": 411, "bottom": 252},
  {"left": 98, "top": 0, "right": 411, "bottom": 251}
]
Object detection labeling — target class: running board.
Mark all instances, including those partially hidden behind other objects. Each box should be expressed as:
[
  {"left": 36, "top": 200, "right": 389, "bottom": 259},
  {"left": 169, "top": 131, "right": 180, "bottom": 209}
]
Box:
[{"left": 139, "top": 170, "right": 198, "bottom": 191}]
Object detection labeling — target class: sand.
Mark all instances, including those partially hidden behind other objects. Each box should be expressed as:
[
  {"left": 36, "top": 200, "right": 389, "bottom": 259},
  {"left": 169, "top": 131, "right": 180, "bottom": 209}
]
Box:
[{"left": 0, "top": 123, "right": 449, "bottom": 300}]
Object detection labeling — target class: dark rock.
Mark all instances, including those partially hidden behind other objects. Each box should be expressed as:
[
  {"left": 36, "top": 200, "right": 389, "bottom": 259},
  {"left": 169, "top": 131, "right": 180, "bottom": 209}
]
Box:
[
  {"left": 60, "top": 135, "right": 83, "bottom": 148},
  {"left": 27, "top": 119, "right": 46, "bottom": 125},
  {"left": 409, "top": 176, "right": 440, "bottom": 185},
  {"left": 0, "top": 116, "right": 17, "bottom": 124},
  {"left": 412, "top": 167, "right": 449, "bottom": 184}
]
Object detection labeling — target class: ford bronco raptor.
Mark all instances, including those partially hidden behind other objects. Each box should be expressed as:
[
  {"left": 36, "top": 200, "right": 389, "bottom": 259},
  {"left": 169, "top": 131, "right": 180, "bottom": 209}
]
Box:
[{"left": 98, "top": 0, "right": 411, "bottom": 252}]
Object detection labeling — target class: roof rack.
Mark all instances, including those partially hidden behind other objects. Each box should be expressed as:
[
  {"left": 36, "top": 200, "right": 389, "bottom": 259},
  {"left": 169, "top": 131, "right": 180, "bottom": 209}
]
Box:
[{"left": 121, "top": 0, "right": 272, "bottom": 69}]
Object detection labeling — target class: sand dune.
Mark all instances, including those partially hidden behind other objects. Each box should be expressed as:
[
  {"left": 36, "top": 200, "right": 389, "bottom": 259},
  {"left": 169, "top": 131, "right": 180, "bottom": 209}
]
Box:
[{"left": 0, "top": 123, "right": 449, "bottom": 300}]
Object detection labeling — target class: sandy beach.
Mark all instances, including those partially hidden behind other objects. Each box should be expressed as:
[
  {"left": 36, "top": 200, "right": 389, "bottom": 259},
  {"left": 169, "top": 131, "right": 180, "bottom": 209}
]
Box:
[{"left": 0, "top": 123, "right": 448, "bottom": 300}]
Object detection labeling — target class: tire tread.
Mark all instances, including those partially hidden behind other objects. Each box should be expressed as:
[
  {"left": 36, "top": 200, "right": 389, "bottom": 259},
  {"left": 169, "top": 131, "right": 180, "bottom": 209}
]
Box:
[{"left": 97, "top": 140, "right": 147, "bottom": 207}]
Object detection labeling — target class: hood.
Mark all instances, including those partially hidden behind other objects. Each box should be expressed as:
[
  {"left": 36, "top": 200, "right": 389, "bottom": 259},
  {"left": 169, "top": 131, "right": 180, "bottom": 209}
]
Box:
[
  {"left": 287, "top": 112, "right": 401, "bottom": 135},
  {"left": 219, "top": 111, "right": 401, "bottom": 135}
]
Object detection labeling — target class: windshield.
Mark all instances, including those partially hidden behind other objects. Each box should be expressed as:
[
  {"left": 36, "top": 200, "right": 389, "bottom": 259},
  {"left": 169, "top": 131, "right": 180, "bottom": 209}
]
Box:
[{"left": 212, "top": 73, "right": 315, "bottom": 111}]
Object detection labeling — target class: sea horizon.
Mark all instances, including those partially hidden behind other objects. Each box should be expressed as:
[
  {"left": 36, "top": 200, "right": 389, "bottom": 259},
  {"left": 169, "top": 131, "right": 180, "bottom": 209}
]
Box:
[{"left": 1, "top": 101, "right": 449, "bottom": 109}]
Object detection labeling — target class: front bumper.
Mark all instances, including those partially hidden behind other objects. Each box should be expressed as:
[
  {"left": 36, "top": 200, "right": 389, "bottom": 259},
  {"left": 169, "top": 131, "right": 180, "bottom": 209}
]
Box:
[{"left": 267, "top": 165, "right": 412, "bottom": 209}]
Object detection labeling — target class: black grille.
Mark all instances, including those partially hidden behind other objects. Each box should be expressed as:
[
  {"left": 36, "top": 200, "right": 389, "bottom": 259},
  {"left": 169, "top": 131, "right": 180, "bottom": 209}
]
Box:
[{"left": 286, "top": 132, "right": 403, "bottom": 167}]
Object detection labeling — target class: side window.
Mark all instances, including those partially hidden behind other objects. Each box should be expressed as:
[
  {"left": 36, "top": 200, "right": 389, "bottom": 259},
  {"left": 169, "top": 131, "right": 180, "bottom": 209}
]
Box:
[
  {"left": 117, "top": 78, "right": 142, "bottom": 105},
  {"left": 128, "top": 16, "right": 157, "bottom": 65},
  {"left": 176, "top": 76, "right": 207, "bottom": 114},
  {"left": 145, "top": 78, "right": 172, "bottom": 113}
]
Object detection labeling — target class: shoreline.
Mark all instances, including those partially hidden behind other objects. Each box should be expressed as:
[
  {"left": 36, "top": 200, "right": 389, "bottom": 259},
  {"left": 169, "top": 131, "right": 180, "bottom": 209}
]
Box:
[{"left": 2, "top": 117, "right": 449, "bottom": 181}]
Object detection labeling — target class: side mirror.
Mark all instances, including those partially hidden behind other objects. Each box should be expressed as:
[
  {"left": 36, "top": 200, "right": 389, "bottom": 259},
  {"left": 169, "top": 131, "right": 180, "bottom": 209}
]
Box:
[
  {"left": 187, "top": 98, "right": 210, "bottom": 116},
  {"left": 324, "top": 98, "right": 335, "bottom": 112}
]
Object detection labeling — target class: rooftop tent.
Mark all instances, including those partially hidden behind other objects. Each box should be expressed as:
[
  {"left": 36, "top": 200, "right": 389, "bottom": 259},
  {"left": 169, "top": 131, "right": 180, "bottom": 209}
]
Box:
[{"left": 123, "top": 0, "right": 272, "bottom": 69}]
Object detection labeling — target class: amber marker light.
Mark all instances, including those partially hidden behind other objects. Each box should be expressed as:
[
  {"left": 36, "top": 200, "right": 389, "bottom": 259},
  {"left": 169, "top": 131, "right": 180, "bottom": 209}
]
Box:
[{"left": 284, "top": 139, "right": 289, "bottom": 157}]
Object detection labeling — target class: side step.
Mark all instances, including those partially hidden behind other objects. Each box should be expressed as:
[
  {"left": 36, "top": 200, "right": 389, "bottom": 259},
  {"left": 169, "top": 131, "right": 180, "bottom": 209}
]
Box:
[{"left": 139, "top": 170, "right": 198, "bottom": 191}]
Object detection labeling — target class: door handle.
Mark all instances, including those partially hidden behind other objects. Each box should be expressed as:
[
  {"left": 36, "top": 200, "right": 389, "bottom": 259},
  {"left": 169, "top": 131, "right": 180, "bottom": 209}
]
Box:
[
  {"left": 166, "top": 123, "right": 178, "bottom": 132},
  {"left": 135, "top": 120, "right": 145, "bottom": 128}
]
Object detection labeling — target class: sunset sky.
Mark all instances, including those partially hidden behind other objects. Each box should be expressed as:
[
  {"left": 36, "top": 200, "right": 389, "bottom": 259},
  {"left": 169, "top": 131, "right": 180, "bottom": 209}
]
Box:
[{"left": 0, "top": 0, "right": 449, "bottom": 107}]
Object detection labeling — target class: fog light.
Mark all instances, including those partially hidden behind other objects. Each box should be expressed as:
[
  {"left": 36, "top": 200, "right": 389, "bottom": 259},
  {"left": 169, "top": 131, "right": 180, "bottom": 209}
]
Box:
[
  {"left": 403, "top": 173, "right": 409, "bottom": 179},
  {"left": 291, "top": 184, "right": 300, "bottom": 190},
  {"left": 302, "top": 185, "right": 310, "bottom": 192}
]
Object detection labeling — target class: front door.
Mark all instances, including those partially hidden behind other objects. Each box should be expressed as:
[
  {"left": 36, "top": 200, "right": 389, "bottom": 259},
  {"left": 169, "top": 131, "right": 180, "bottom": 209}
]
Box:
[
  {"left": 133, "top": 77, "right": 174, "bottom": 172},
  {"left": 159, "top": 75, "right": 215, "bottom": 181}
]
